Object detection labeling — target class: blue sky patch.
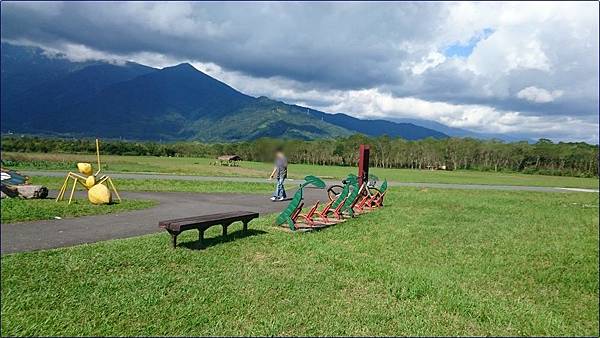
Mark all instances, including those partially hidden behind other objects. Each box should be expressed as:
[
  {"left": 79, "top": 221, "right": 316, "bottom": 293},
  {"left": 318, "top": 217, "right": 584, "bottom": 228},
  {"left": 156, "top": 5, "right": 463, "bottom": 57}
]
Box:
[{"left": 444, "top": 28, "right": 494, "bottom": 58}]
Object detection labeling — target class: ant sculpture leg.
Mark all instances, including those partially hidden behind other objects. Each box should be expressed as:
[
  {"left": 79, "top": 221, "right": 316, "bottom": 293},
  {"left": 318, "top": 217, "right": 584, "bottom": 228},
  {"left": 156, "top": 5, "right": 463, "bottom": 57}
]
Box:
[
  {"left": 107, "top": 177, "right": 121, "bottom": 202},
  {"left": 56, "top": 175, "right": 70, "bottom": 202},
  {"left": 67, "top": 176, "right": 78, "bottom": 205},
  {"left": 96, "top": 175, "right": 122, "bottom": 203},
  {"left": 56, "top": 172, "right": 87, "bottom": 204}
]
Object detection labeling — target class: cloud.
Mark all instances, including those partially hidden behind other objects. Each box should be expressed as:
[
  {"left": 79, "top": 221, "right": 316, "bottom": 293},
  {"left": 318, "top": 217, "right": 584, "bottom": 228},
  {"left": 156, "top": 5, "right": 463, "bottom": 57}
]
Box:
[
  {"left": 188, "top": 61, "right": 598, "bottom": 143},
  {"left": 407, "top": 51, "right": 446, "bottom": 75},
  {"left": 0, "top": 1, "right": 598, "bottom": 142},
  {"left": 517, "top": 86, "right": 564, "bottom": 103}
]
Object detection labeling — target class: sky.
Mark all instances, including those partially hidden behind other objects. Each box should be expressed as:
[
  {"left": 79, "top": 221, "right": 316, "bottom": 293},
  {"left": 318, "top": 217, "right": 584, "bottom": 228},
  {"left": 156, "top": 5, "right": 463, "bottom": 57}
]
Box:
[{"left": 1, "top": 1, "right": 598, "bottom": 143}]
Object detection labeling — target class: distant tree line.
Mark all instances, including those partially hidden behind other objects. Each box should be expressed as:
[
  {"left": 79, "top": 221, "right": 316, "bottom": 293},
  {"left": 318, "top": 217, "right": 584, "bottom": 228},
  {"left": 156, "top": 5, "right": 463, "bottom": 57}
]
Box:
[{"left": 1, "top": 135, "right": 598, "bottom": 177}]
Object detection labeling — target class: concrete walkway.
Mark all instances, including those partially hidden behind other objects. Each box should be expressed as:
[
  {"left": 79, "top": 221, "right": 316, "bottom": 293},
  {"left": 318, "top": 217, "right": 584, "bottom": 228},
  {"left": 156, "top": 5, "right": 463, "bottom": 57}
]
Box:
[
  {"left": 21, "top": 170, "right": 600, "bottom": 193},
  {"left": 1, "top": 188, "right": 326, "bottom": 254}
]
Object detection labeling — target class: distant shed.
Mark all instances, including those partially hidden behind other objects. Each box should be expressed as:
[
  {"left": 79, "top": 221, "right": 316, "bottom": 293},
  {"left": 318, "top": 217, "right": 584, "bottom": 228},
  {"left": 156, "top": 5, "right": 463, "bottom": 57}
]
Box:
[
  {"left": 217, "top": 155, "right": 242, "bottom": 161},
  {"left": 214, "top": 155, "right": 242, "bottom": 167}
]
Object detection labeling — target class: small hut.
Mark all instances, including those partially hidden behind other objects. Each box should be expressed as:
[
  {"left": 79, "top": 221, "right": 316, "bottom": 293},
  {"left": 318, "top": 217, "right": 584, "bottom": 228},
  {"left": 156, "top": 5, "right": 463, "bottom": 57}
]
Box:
[{"left": 215, "top": 155, "right": 242, "bottom": 167}]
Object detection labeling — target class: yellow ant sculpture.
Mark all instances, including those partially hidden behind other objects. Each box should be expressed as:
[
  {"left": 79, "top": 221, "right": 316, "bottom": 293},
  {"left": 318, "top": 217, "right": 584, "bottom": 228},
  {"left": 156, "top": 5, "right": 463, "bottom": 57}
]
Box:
[{"left": 56, "top": 139, "right": 121, "bottom": 205}]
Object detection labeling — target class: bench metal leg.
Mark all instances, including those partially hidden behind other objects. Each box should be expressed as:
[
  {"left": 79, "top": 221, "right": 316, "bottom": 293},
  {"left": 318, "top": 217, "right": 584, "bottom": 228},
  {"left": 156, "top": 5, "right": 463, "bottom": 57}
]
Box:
[
  {"left": 243, "top": 221, "right": 248, "bottom": 232},
  {"left": 167, "top": 230, "right": 179, "bottom": 249},
  {"left": 222, "top": 224, "right": 228, "bottom": 237},
  {"left": 198, "top": 229, "right": 204, "bottom": 242}
]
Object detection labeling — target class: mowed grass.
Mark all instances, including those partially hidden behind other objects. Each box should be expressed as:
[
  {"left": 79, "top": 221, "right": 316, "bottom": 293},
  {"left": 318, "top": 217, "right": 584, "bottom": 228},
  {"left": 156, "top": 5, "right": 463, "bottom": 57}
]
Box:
[
  {"left": 2, "top": 188, "right": 598, "bottom": 336},
  {"left": 29, "top": 176, "right": 289, "bottom": 195},
  {"left": 1, "top": 198, "right": 156, "bottom": 223},
  {"left": 4, "top": 152, "right": 599, "bottom": 189}
]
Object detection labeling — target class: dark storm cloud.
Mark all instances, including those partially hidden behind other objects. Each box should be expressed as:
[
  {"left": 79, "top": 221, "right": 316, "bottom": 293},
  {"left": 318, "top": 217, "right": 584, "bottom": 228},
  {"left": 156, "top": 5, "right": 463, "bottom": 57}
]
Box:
[
  {"left": 0, "top": 2, "right": 445, "bottom": 89},
  {"left": 1, "top": 1, "right": 598, "bottom": 141}
]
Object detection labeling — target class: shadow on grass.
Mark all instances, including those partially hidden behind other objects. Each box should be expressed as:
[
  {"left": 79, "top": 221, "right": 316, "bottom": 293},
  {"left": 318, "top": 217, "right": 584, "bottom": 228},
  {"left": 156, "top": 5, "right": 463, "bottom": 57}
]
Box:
[{"left": 179, "top": 229, "right": 267, "bottom": 250}]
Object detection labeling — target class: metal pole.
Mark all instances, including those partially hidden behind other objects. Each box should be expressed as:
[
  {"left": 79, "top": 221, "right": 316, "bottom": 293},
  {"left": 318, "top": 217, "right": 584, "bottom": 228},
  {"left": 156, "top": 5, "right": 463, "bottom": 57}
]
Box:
[{"left": 358, "top": 144, "right": 370, "bottom": 186}]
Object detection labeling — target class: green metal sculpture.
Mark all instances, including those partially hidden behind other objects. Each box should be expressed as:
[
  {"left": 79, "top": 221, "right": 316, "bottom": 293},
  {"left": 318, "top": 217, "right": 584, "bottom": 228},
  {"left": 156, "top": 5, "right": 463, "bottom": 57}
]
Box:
[
  {"left": 302, "top": 175, "right": 326, "bottom": 190},
  {"left": 276, "top": 175, "right": 325, "bottom": 230},
  {"left": 340, "top": 174, "right": 360, "bottom": 217}
]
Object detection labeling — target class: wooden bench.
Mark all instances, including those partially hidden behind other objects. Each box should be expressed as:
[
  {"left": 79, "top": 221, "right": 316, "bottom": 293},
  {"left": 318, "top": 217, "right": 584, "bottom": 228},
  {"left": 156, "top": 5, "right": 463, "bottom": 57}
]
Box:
[{"left": 159, "top": 211, "right": 259, "bottom": 248}]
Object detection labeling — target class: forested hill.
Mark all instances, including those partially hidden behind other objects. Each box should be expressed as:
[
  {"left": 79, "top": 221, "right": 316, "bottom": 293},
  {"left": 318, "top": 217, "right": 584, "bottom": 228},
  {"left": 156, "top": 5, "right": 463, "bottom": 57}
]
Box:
[
  {"left": 1, "top": 43, "right": 447, "bottom": 141},
  {"left": 2, "top": 136, "right": 597, "bottom": 178}
]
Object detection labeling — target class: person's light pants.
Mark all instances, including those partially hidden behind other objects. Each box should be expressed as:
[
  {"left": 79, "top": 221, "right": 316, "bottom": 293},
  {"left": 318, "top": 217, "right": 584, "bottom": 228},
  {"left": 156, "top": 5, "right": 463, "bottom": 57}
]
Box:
[{"left": 273, "top": 176, "right": 286, "bottom": 198}]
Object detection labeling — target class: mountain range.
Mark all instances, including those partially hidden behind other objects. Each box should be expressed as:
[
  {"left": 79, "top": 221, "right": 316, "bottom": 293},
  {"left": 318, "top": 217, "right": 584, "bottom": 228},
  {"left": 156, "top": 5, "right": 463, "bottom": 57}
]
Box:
[{"left": 1, "top": 42, "right": 455, "bottom": 141}]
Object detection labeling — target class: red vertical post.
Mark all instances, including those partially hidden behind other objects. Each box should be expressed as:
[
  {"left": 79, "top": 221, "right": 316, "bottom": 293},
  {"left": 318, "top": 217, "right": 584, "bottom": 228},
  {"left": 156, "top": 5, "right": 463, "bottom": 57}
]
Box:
[{"left": 358, "top": 144, "right": 370, "bottom": 186}]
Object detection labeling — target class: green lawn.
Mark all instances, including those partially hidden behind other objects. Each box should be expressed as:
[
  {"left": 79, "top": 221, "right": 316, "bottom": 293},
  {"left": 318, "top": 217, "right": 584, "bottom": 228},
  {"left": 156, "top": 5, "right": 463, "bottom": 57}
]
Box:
[
  {"left": 28, "top": 176, "right": 288, "bottom": 195},
  {"left": 1, "top": 198, "right": 156, "bottom": 223},
  {"left": 4, "top": 152, "right": 598, "bottom": 189},
  {"left": 2, "top": 188, "right": 598, "bottom": 336}
]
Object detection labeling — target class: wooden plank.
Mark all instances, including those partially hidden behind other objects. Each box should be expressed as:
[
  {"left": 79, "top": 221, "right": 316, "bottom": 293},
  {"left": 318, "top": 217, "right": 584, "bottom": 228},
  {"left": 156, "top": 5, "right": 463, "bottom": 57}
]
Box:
[
  {"left": 161, "top": 213, "right": 258, "bottom": 229},
  {"left": 159, "top": 211, "right": 259, "bottom": 231},
  {"left": 159, "top": 210, "right": 259, "bottom": 249},
  {"left": 159, "top": 211, "right": 257, "bottom": 227}
]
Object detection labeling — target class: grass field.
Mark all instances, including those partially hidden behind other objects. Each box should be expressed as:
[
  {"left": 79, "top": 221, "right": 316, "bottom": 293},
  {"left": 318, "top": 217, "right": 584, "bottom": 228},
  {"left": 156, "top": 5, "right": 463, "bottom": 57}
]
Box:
[
  {"left": 1, "top": 198, "right": 156, "bottom": 223},
  {"left": 4, "top": 152, "right": 598, "bottom": 189},
  {"left": 28, "top": 176, "right": 287, "bottom": 195},
  {"left": 2, "top": 188, "right": 598, "bottom": 336}
]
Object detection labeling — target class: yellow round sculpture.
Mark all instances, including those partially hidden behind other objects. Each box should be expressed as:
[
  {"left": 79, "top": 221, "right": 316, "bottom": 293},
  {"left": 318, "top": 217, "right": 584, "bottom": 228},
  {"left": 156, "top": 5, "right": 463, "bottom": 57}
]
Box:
[
  {"left": 85, "top": 175, "right": 96, "bottom": 188},
  {"left": 88, "top": 184, "right": 112, "bottom": 205},
  {"left": 77, "top": 163, "right": 93, "bottom": 176}
]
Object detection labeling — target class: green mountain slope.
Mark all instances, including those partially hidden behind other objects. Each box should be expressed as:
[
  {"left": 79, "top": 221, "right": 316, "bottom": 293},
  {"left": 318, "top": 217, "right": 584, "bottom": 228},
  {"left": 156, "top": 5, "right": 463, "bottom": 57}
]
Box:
[
  {"left": 1, "top": 42, "right": 447, "bottom": 141},
  {"left": 192, "top": 97, "right": 352, "bottom": 141}
]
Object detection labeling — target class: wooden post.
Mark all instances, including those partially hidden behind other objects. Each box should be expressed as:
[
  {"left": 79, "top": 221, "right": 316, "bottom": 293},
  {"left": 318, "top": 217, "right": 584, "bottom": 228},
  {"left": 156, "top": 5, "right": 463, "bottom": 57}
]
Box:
[{"left": 358, "top": 144, "right": 370, "bottom": 187}]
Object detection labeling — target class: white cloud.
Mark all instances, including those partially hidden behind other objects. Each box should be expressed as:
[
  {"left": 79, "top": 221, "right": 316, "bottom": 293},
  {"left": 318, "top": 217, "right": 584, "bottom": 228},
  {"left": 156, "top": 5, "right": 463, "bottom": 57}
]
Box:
[
  {"left": 407, "top": 51, "right": 446, "bottom": 75},
  {"left": 185, "top": 62, "right": 598, "bottom": 143},
  {"left": 312, "top": 88, "right": 596, "bottom": 143},
  {"left": 517, "top": 86, "right": 564, "bottom": 103}
]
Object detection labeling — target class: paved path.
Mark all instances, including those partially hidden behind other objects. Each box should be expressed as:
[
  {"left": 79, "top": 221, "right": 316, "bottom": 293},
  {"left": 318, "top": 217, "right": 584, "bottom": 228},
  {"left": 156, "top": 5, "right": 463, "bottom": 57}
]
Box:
[
  {"left": 1, "top": 188, "right": 326, "bottom": 254},
  {"left": 21, "top": 170, "right": 600, "bottom": 193}
]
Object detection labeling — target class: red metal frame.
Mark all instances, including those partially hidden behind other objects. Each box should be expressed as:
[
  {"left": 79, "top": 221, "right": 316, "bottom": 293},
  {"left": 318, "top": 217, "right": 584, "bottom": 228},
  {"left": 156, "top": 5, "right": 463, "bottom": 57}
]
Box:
[
  {"left": 354, "top": 186, "right": 372, "bottom": 213},
  {"left": 298, "top": 201, "right": 320, "bottom": 226},
  {"left": 372, "top": 191, "right": 386, "bottom": 207},
  {"left": 330, "top": 197, "right": 348, "bottom": 220},
  {"left": 290, "top": 202, "right": 305, "bottom": 223},
  {"left": 315, "top": 198, "right": 335, "bottom": 223}
]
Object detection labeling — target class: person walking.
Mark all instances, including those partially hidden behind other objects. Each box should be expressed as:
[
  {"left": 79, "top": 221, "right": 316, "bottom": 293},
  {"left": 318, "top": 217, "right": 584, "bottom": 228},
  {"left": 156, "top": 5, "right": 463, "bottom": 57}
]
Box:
[{"left": 269, "top": 148, "right": 288, "bottom": 201}]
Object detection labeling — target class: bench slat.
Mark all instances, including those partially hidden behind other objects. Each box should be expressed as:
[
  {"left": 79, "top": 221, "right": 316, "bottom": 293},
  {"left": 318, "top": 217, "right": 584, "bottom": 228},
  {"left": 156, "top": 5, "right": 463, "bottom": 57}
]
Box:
[
  {"left": 158, "top": 210, "right": 259, "bottom": 249},
  {"left": 159, "top": 211, "right": 259, "bottom": 231}
]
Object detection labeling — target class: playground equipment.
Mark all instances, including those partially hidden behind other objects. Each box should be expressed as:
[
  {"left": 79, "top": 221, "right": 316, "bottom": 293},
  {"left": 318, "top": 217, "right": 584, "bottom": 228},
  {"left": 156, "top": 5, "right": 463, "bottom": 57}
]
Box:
[
  {"left": 277, "top": 172, "right": 388, "bottom": 231},
  {"left": 275, "top": 175, "right": 326, "bottom": 230},
  {"left": 369, "top": 179, "right": 388, "bottom": 207},
  {"left": 355, "top": 179, "right": 388, "bottom": 212},
  {"left": 275, "top": 144, "right": 389, "bottom": 232},
  {"left": 56, "top": 139, "right": 121, "bottom": 205},
  {"left": 278, "top": 174, "right": 356, "bottom": 231},
  {"left": 308, "top": 175, "right": 352, "bottom": 223},
  {"left": 339, "top": 174, "right": 361, "bottom": 217},
  {"left": 317, "top": 181, "right": 350, "bottom": 222}
]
